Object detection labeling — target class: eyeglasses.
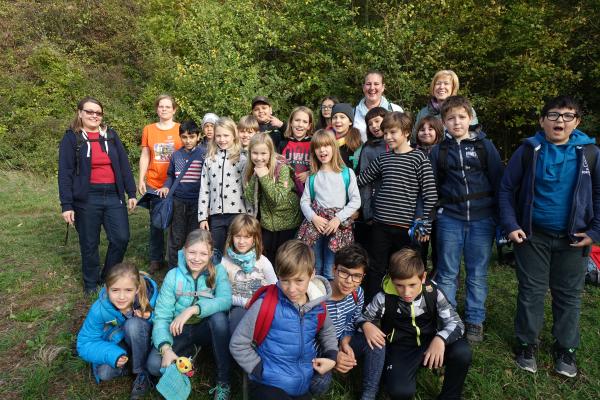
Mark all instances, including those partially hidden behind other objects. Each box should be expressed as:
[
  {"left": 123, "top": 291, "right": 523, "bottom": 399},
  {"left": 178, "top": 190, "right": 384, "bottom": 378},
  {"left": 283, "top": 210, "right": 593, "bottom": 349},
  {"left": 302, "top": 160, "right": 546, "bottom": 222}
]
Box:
[
  {"left": 546, "top": 112, "right": 578, "bottom": 122},
  {"left": 321, "top": 105, "right": 334, "bottom": 110},
  {"left": 336, "top": 268, "right": 365, "bottom": 283},
  {"left": 82, "top": 109, "right": 104, "bottom": 117}
]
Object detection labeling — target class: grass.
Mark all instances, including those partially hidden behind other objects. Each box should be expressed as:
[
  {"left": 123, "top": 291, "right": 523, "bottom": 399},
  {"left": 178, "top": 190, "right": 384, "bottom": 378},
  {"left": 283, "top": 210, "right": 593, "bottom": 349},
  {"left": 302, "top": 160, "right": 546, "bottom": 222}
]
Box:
[{"left": 1, "top": 169, "right": 600, "bottom": 399}]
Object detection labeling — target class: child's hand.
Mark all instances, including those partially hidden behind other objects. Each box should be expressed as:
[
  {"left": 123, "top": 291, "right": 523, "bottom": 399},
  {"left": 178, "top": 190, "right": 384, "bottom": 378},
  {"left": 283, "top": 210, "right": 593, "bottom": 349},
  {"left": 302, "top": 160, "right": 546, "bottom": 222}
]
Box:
[
  {"left": 161, "top": 347, "right": 178, "bottom": 369},
  {"left": 335, "top": 340, "right": 356, "bottom": 373},
  {"left": 323, "top": 217, "right": 341, "bottom": 235},
  {"left": 134, "top": 309, "right": 152, "bottom": 319},
  {"left": 312, "top": 215, "right": 328, "bottom": 233},
  {"left": 418, "top": 234, "right": 430, "bottom": 243},
  {"left": 423, "top": 336, "right": 445, "bottom": 369},
  {"left": 296, "top": 171, "right": 309, "bottom": 183},
  {"left": 62, "top": 210, "right": 75, "bottom": 226},
  {"left": 363, "top": 322, "right": 386, "bottom": 350},
  {"left": 269, "top": 115, "right": 284, "bottom": 128},
  {"left": 199, "top": 221, "right": 209, "bottom": 231},
  {"left": 116, "top": 355, "right": 128, "bottom": 368},
  {"left": 254, "top": 166, "right": 269, "bottom": 178},
  {"left": 170, "top": 306, "right": 197, "bottom": 336},
  {"left": 312, "top": 357, "right": 336, "bottom": 375},
  {"left": 157, "top": 187, "right": 169, "bottom": 198}
]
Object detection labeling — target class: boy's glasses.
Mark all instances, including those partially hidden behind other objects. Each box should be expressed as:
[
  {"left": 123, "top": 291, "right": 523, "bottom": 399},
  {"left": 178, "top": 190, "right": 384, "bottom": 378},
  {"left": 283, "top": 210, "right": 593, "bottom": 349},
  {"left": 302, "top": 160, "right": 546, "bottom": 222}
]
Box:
[
  {"left": 546, "top": 112, "right": 578, "bottom": 122},
  {"left": 336, "top": 268, "right": 365, "bottom": 283},
  {"left": 82, "top": 109, "right": 104, "bottom": 117}
]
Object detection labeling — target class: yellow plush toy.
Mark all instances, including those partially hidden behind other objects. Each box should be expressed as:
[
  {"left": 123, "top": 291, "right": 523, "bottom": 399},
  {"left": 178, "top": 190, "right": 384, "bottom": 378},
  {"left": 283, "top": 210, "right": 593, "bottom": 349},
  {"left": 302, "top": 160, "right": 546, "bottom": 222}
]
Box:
[{"left": 176, "top": 356, "right": 194, "bottom": 377}]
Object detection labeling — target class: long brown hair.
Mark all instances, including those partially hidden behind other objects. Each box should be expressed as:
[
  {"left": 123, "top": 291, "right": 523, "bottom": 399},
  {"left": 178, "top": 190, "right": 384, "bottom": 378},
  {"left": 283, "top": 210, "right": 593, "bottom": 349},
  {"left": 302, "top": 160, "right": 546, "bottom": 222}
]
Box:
[
  {"left": 105, "top": 262, "right": 152, "bottom": 315},
  {"left": 184, "top": 229, "right": 217, "bottom": 288},
  {"left": 283, "top": 106, "right": 314, "bottom": 139},
  {"left": 309, "top": 129, "right": 345, "bottom": 174},
  {"left": 243, "top": 133, "right": 277, "bottom": 185},
  {"left": 70, "top": 97, "right": 106, "bottom": 133},
  {"left": 224, "top": 214, "right": 263, "bottom": 260}
]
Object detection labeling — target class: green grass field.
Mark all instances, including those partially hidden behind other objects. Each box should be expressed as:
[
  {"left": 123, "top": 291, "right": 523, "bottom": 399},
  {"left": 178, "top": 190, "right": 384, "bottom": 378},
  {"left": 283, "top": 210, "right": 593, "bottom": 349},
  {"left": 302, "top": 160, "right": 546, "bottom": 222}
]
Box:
[{"left": 1, "top": 170, "right": 599, "bottom": 399}]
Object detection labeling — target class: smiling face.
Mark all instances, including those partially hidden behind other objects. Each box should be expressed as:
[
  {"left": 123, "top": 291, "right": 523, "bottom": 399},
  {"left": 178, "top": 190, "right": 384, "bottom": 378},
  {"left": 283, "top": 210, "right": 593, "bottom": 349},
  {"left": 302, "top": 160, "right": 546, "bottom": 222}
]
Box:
[
  {"left": 443, "top": 106, "right": 471, "bottom": 141},
  {"left": 391, "top": 273, "right": 425, "bottom": 303},
  {"left": 540, "top": 107, "right": 581, "bottom": 145},
  {"left": 252, "top": 103, "right": 272, "bottom": 124},
  {"left": 332, "top": 264, "right": 365, "bottom": 297},
  {"left": 233, "top": 229, "right": 255, "bottom": 254},
  {"left": 433, "top": 75, "right": 453, "bottom": 102},
  {"left": 239, "top": 128, "right": 257, "bottom": 148},
  {"left": 156, "top": 98, "right": 176, "bottom": 122},
  {"left": 291, "top": 110, "right": 311, "bottom": 140},
  {"left": 279, "top": 271, "right": 314, "bottom": 305},
  {"left": 184, "top": 241, "right": 211, "bottom": 278},
  {"left": 363, "top": 73, "right": 385, "bottom": 106},
  {"left": 250, "top": 142, "right": 270, "bottom": 168},
  {"left": 214, "top": 126, "right": 235, "bottom": 150},
  {"left": 367, "top": 115, "right": 384, "bottom": 138},
  {"left": 321, "top": 99, "right": 336, "bottom": 119},
  {"left": 417, "top": 122, "right": 437, "bottom": 146},
  {"left": 79, "top": 101, "right": 103, "bottom": 131},
  {"left": 332, "top": 113, "right": 351, "bottom": 137},
  {"left": 180, "top": 131, "right": 200, "bottom": 150},
  {"left": 384, "top": 127, "right": 409, "bottom": 152},
  {"left": 107, "top": 276, "right": 138, "bottom": 314}
]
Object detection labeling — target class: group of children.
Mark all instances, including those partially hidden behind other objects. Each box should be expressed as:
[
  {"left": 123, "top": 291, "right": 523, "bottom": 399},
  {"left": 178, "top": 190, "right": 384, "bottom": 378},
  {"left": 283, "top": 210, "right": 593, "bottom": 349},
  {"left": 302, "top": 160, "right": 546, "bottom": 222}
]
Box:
[{"left": 76, "top": 89, "right": 599, "bottom": 400}]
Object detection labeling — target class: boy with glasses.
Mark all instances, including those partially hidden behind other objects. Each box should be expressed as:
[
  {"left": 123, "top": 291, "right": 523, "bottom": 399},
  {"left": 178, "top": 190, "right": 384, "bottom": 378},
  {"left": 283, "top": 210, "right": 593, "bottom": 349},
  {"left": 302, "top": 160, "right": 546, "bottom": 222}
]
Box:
[
  {"left": 499, "top": 95, "right": 600, "bottom": 378},
  {"left": 310, "top": 244, "right": 385, "bottom": 400}
]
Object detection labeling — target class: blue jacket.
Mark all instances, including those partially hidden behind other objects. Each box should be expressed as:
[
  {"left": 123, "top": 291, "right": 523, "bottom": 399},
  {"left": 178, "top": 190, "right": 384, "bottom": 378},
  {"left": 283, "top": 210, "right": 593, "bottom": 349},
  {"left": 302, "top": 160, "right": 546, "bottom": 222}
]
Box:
[
  {"left": 499, "top": 130, "right": 600, "bottom": 242},
  {"left": 429, "top": 131, "right": 503, "bottom": 221},
  {"left": 58, "top": 128, "right": 137, "bottom": 212},
  {"left": 152, "top": 250, "right": 232, "bottom": 349},
  {"left": 163, "top": 145, "right": 206, "bottom": 202},
  {"left": 229, "top": 277, "right": 338, "bottom": 397},
  {"left": 76, "top": 275, "right": 158, "bottom": 382}
]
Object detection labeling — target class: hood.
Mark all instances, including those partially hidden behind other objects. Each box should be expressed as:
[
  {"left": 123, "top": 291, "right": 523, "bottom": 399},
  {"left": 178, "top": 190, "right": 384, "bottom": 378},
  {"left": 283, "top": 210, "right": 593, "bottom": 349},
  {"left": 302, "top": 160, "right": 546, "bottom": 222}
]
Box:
[{"left": 276, "top": 275, "right": 332, "bottom": 312}]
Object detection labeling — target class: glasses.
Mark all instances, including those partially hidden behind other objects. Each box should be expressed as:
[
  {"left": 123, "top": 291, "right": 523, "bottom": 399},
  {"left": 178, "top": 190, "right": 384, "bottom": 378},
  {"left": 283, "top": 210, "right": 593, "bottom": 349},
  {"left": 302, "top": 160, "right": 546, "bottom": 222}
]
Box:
[
  {"left": 336, "top": 268, "right": 365, "bottom": 283},
  {"left": 546, "top": 112, "right": 578, "bottom": 122},
  {"left": 321, "top": 105, "right": 334, "bottom": 110},
  {"left": 82, "top": 109, "right": 104, "bottom": 117}
]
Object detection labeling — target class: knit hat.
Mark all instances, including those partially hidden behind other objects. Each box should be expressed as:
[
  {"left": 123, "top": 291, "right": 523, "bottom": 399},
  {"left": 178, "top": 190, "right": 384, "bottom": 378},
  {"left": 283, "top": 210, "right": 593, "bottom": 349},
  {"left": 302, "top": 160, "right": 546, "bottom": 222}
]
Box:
[
  {"left": 201, "top": 113, "right": 219, "bottom": 128},
  {"left": 332, "top": 103, "right": 354, "bottom": 123},
  {"left": 251, "top": 96, "right": 271, "bottom": 108}
]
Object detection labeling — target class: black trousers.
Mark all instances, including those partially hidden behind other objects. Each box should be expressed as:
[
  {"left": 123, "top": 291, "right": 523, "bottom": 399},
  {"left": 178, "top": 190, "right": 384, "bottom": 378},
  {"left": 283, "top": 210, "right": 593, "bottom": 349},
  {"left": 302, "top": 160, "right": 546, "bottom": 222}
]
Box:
[
  {"left": 167, "top": 198, "right": 199, "bottom": 268},
  {"left": 262, "top": 227, "right": 297, "bottom": 265},
  {"left": 249, "top": 381, "right": 311, "bottom": 400}
]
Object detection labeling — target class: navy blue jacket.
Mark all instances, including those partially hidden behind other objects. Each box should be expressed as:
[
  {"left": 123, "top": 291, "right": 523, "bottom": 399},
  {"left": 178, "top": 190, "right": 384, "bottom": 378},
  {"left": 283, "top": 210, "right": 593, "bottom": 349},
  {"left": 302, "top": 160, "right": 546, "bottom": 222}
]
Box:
[
  {"left": 58, "top": 128, "right": 137, "bottom": 212},
  {"left": 499, "top": 130, "right": 600, "bottom": 242},
  {"left": 429, "top": 131, "right": 503, "bottom": 221}
]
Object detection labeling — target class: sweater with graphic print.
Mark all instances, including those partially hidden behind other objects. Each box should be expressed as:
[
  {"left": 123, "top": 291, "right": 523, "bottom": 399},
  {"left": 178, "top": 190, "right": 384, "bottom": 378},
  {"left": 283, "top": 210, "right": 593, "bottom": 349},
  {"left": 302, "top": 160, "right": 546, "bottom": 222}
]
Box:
[{"left": 163, "top": 145, "right": 206, "bottom": 202}]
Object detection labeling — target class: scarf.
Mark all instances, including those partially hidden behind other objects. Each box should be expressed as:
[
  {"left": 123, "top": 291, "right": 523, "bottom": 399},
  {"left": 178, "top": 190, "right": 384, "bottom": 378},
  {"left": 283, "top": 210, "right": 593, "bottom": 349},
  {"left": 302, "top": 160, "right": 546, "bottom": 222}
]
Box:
[{"left": 226, "top": 246, "right": 257, "bottom": 273}]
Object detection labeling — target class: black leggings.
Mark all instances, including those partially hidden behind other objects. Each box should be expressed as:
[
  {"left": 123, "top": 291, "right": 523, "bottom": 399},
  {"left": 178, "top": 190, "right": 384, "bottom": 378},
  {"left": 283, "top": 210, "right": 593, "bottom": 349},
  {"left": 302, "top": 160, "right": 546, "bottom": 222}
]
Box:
[{"left": 249, "top": 381, "right": 311, "bottom": 400}]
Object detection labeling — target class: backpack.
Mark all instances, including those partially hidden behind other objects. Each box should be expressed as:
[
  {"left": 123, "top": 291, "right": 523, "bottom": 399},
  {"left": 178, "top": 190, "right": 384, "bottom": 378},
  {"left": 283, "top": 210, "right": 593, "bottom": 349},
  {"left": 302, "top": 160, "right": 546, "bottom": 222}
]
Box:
[
  {"left": 74, "top": 130, "right": 115, "bottom": 176},
  {"left": 245, "top": 284, "right": 327, "bottom": 347},
  {"left": 586, "top": 245, "right": 600, "bottom": 286},
  {"left": 308, "top": 166, "right": 351, "bottom": 202}
]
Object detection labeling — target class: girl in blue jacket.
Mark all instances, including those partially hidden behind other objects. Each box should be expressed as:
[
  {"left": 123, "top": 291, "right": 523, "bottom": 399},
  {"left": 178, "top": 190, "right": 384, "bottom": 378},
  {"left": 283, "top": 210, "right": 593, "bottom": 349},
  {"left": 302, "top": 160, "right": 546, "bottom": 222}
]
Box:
[
  {"left": 147, "top": 229, "right": 233, "bottom": 400},
  {"left": 77, "top": 262, "right": 158, "bottom": 400}
]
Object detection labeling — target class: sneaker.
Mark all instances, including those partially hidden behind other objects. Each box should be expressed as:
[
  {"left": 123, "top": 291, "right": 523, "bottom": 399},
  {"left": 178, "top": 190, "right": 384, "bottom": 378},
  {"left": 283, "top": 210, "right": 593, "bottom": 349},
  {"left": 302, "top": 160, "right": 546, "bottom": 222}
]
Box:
[
  {"left": 515, "top": 343, "right": 537, "bottom": 373},
  {"left": 553, "top": 347, "right": 577, "bottom": 378},
  {"left": 131, "top": 372, "right": 151, "bottom": 400},
  {"left": 209, "top": 382, "right": 231, "bottom": 400},
  {"left": 465, "top": 323, "right": 484, "bottom": 343}
]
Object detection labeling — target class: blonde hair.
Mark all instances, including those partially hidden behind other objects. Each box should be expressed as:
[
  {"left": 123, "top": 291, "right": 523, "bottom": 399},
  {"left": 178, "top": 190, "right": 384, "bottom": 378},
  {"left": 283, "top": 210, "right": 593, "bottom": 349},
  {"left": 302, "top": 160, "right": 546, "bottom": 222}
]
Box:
[
  {"left": 207, "top": 117, "right": 242, "bottom": 164},
  {"left": 224, "top": 214, "right": 263, "bottom": 260},
  {"left": 429, "top": 70, "right": 460, "bottom": 98},
  {"left": 283, "top": 106, "right": 314, "bottom": 139},
  {"left": 238, "top": 115, "right": 259, "bottom": 132},
  {"left": 275, "top": 239, "right": 315, "bottom": 278},
  {"left": 105, "top": 262, "right": 153, "bottom": 315},
  {"left": 244, "top": 133, "right": 277, "bottom": 185},
  {"left": 184, "top": 229, "right": 217, "bottom": 288},
  {"left": 309, "top": 129, "right": 345, "bottom": 174}
]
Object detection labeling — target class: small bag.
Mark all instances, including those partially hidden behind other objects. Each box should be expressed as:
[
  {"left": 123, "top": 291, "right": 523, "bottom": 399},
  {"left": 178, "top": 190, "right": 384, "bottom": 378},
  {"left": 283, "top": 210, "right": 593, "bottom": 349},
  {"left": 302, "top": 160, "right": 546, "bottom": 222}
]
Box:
[{"left": 586, "top": 245, "right": 600, "bottom": 286}]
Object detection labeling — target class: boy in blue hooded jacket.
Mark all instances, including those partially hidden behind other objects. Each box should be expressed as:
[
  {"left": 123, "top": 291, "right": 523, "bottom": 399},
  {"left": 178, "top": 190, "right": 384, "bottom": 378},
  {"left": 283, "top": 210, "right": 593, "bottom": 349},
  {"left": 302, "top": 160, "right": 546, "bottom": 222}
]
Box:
[{"left": 499, "top": 95, "right": 600, "bottom": 378}]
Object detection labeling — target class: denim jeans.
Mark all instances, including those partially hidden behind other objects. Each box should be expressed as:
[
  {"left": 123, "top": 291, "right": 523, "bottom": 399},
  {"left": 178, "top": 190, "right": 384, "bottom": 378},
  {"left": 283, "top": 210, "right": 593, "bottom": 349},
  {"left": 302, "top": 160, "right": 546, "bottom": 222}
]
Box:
[
  {"left": 146, "top": 311, "right": 230, "bottom": 383},
  {"left": 74, "top": 184, "right": 130, "bottom": 291},
  {"left": 94, "top": 317, "right": 152, "bottom": 381},
  {"left": 310, "top": 332, "right": 385, "bottom": 400},
  {"left": 514, "top": 228, "right": 588, "bottom": 349},
  {"left": 435, "top": 214, "right": 494, "bottom": 325},
  {"left": 228, "top": 306, "right": 247, "bottom": 337},
  {"left": 313, "top": 236, "right": 335, "bottom": 280},
  {"left": 147, "top": 189, "right": 165, "bottom": 263}
]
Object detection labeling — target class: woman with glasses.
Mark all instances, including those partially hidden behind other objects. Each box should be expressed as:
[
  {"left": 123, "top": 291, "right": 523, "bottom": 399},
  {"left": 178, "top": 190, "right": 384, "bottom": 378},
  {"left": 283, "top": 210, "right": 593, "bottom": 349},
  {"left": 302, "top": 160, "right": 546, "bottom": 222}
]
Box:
[
  {"left": 315, "top": 96, "right": 339, "bottom": 131},
  {"left": 58, "top": 97, "right": 137, "bottom": 295}
]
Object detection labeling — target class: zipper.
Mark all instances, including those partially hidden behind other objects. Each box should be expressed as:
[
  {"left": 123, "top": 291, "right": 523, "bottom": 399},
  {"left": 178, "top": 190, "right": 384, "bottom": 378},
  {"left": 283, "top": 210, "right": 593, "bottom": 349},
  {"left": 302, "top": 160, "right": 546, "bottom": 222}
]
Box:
[
  {"left": 567, "top": 147, "right": 584, "bottom": 237},
  {"left": 528, "top": 145, "right": 539, "bottom": 235},
  {"left": 220, "top": 150, "right": 226, "bottom": 214},
  {"left": 410, "top": 302, "right": 421, "bottom": 346},
  {"left": 457, "top": 141, "right": 471, "bottom": 221}
]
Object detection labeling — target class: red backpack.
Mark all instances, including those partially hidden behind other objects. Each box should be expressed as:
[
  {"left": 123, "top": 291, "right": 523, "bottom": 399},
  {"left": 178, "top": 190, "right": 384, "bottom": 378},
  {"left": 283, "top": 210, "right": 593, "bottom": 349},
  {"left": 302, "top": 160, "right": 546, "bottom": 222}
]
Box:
[{"left": 246, "top": 284, "right": 327, "bottom": 347}]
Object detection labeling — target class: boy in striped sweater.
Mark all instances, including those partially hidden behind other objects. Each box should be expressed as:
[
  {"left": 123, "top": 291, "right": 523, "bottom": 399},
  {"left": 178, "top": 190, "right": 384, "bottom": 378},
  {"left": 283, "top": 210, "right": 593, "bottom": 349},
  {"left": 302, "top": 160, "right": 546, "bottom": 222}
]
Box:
[
  {"left": 357, "top": 112, "right": 438, "bottom": 303},
  {"left": 158, "top": 120, "right": 206, "bottom": 268},
  {"left": 310, "top": 244, "right": 385, "bottom": 400}
]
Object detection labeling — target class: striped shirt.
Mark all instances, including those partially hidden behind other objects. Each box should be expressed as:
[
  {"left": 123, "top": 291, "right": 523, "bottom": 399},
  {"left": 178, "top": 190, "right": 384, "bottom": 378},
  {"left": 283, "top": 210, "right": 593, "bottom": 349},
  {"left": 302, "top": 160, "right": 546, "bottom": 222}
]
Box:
[
  {"left": 165, "top": 146, "right": 206, "bottom": 201},
  {"left": 357, "top": 150, "right": 437, "bottom": 231},
  {"left": 325, "top": 286, "right": 364, "bottom": 340}
]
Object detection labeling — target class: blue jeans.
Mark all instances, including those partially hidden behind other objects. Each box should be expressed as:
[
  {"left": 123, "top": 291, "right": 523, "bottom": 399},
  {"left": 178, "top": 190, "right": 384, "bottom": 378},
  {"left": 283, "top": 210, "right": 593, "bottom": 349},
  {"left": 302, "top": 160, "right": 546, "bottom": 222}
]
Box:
[
  {"left": 94, "top": 317, "right": 152, "bottom": 381},
  {"left": 310, "top": 333, "right": 385, "bottom": 400},
  {"left": 435, "top": 214, "right": 494, "bottom": 325},
  {"left": 147, "top": 189, "right": 165, "bottom": 263},
  {"left": 313, "top": 236, "right": 335, "bottom": 280},
  {"left": 74, "top": 184, "right": 130, "bottom": 291},
  {"left": 146, "top": 311, "right": 230, "bottom": 383}
]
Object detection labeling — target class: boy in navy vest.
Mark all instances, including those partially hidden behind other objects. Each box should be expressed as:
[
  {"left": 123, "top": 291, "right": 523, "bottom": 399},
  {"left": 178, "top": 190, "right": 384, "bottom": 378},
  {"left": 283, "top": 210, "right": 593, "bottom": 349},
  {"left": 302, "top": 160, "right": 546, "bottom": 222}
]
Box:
[{"left": 499, "top": 95, "right": 600, "bottom": 378}]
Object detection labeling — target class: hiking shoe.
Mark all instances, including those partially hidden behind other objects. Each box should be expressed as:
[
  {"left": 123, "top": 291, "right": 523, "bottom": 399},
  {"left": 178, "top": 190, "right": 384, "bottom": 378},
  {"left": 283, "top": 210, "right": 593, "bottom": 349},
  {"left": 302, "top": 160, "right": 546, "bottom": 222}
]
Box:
[
  {"left": 130, "top": 371, "right": 151, "bottom": 400},
  {"left": 553, "top": 347, "right": 577, "bottom": 378},
  {"left": 465, "top": 323, "right": 484, "bottom": 343},
  {"left": 515, "top": 344, "right": 537, "bottom": 373},
  {"left": 209, "top": 382, "right": 231, "bottom": 400}
]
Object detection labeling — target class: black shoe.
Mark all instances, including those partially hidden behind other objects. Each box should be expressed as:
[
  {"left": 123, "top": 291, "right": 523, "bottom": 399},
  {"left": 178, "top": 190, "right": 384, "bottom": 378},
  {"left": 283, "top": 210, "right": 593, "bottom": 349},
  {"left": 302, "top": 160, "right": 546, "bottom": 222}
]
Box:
[
  {"left": 515, "top": 343, "right": 537, "bottom": 373},
  {"left": 131, "top": 371, "right": 151, "bottom": 400},
  {"left": 553, "top": 346, "right": 577, "bottom": 378}
]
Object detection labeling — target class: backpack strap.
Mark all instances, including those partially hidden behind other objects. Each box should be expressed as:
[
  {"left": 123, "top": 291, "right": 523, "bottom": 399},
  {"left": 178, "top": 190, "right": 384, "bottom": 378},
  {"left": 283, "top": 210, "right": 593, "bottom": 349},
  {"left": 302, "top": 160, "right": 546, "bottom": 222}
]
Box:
[
  {"left": 75, "top": 131, "right": 85, "bottom": 176},
  {"left": 423, "top": 282, "right": 441, "bottom": 330},
  {"left": 248, "top": 285, "right": 279, "bottom": 347},
  {"left": 310, "top": 167, "right": 351, "bottom": 202},
  {"left": 583, "top": 144, "right": 598, "bottom": 172},
  {"left": 316, "top": 302, "right": 327, "bottom": 332},
  {"left": 351, "top": 290, "right": 358, "bottom": 304},
  {"left": 309, "top": 173, "right": 316, "bottom": 201},
  {"left": 381, "top": 293, "right": 396, "bottom": 338}
]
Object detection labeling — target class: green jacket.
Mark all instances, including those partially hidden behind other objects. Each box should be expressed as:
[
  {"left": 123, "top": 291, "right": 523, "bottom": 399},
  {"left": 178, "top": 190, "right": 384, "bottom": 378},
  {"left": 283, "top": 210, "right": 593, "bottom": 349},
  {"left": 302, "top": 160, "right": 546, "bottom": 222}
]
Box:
[{"left": 244, "top": 163, "right": 302, "bottom": 232}]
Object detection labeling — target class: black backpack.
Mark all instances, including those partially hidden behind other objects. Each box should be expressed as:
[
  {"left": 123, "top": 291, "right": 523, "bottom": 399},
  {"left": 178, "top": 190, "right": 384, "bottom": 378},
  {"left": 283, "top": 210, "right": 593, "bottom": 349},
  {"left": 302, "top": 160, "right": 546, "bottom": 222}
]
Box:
[{"left": 74, "top": 130, "right": 115, "bottom": 175}]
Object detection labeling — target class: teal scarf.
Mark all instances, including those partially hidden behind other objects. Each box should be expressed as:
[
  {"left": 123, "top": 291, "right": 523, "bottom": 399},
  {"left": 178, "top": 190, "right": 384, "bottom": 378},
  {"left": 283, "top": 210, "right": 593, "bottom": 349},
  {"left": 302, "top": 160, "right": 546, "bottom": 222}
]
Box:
[{"left": 226, "top": 246, "right": 257, "bottom": 273}]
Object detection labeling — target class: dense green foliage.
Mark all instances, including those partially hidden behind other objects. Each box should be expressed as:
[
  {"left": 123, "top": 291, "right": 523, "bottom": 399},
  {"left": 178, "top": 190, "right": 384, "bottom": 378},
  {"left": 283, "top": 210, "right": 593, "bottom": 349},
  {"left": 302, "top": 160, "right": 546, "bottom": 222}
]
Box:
[{"left": 1, "top": 0, "right": 598, "bottom": 172}]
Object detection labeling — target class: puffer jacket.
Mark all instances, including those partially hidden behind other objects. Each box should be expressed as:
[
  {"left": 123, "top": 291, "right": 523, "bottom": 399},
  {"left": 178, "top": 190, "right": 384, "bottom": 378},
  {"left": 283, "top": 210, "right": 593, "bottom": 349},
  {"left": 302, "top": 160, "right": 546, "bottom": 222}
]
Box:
[
  {"left": 76, "top": 275, "right": 158, "bottom": 382},
  {"left": 152, "top": 250, "right": 232, "bottom": 349}
]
